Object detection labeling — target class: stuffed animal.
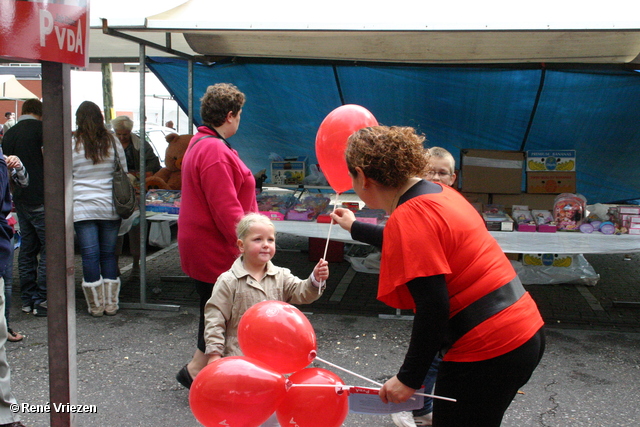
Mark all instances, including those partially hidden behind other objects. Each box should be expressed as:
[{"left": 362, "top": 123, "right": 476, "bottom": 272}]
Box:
[{"left": 145, "top": 133, "right": 192, "bottom": 191}]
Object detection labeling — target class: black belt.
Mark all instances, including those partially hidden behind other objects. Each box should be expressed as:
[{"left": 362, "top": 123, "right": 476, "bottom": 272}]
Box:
[{"left": 442, "top": 276, "right": 526, "bottom": 354}]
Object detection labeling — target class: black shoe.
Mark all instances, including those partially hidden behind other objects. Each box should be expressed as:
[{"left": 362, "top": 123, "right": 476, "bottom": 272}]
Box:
[
  {"left": 33, "top": 302, "right": 47, "bottom": 317},
  {"left": 176, "top": 364, "right": 193, "bottom": 389}
]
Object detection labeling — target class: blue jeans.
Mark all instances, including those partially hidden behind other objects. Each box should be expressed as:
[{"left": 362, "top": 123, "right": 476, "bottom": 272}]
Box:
[
  {"left": 15, "top": 203, "right": 47, "bottom": 308},
  {"left": 414, "top": 355, "right": 441, "bottom": 416},
  {"left": 74, "top": 219, "right": 121, "bottom": 283}
]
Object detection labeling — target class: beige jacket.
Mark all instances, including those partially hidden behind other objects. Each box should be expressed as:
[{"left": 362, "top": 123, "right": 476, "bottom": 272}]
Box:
[{"left": 204, "top": 257, "right": 324, "bottom": 357}]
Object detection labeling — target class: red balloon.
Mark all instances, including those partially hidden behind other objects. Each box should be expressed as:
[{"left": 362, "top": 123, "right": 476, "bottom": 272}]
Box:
[
  {"left": 316, "top": 104, "right": 378, "bottom": 194},
  {"left": 276, "top": 368, "right": 349, "bottom": 427},
  {"left": 189, "top": 356, "right": 287, "bottom": 427},
  {"left": 237, "top": 301, "right": 317, "bottom": 374}
]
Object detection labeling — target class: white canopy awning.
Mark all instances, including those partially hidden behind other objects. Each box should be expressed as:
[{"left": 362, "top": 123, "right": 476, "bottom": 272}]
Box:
[
  {"left": 91, "top": 0, "right": 640, "bottom": 65},
  {"left": 0, "top": 75, "right": 39, "bottom": 100}
]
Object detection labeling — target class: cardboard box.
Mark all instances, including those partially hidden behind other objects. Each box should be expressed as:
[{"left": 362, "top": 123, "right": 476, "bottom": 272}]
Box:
[
  {"left": 270, "top": 157, "right": 307, "bottom": 185},
  {"left": 526, "top": 150, "right": 576, "bottom": 172},
  {"left": 482, "top": 213, "right": 514, "bottom": 231},
  {"left": 526, "top": 172, "right": 576, "bottom": 194},
  {"left": 491, "top": 193, "right": 557, "bottom": 212},
  {"left": 460, "top": 149, "right": 524, "bottom": 194}
]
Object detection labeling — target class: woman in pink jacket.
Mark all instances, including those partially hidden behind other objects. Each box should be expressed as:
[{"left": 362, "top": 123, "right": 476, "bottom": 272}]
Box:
[{"left": 175, "top": 83, "right": 258, "bottom": 389}]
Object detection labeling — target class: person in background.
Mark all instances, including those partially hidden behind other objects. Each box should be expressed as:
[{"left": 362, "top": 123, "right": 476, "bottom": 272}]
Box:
[
  {"left": 2, "top": 112, "right": 15, "bottom": 135},
  {"left": 1, "top": 99, "right": 47, "bottom": 318},
  {"left": 2, "top": 155, "right": 29, "bottom": 343},
  {"left": 0, "top": 149, "right": 27, "bottom": 427},
  {"left": 392, "top": 146, "right": 457, "bottom": 427},
  {"left": 331, "top": 126, "right": 544, "bottom": 427},
  {"left": 204, "top": 213, "right": 327, "bottom": 362},
  {"left": 73, "top": 101, "right": 126, "bottom": 317},
  {"left": 111, "top": 115, "right": 161, "bottom": 282},
  {"left": 175, "top": 83, "right": 258, "bottom": 389},
  {"left": 165, "top": 120, "right": 175, "bottom": 130}
]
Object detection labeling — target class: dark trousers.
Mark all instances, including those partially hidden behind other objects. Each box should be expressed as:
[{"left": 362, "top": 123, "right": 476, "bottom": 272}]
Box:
[
  {"left": 433, "top": 327, "right": 546, "bottom": 427},
  {"left": 195, "top": 280, "right": 215, "bottom": 353},
  {"left": 15, "top": 203, "right": 46, "bottom": 308}
]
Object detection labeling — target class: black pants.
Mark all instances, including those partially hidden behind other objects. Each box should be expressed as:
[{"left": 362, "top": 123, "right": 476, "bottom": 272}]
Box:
[
  {"left": 433, "top": 327, "right": 546, "bottom": 427},
  {"left": 195, "top": 279, "right": 215, "bottom": 353}
]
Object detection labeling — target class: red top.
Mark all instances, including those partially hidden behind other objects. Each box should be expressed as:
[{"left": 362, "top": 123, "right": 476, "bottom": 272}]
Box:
[
  {"left": 178, "top": 127, "right": 258, "bottom": 283},
  {"left": 379, "top": 185, "right": 543, "bottom": 362}
]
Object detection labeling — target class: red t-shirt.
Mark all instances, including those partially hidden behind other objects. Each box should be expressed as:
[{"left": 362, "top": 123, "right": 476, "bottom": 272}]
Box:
[{"left": 379, "top": 185, "right": 543, "bottom": 362}]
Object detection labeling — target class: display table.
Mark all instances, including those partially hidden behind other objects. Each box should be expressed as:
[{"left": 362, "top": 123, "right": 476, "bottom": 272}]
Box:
[{"left": 273, "top": 220, "right": 640, "bottom": 254}]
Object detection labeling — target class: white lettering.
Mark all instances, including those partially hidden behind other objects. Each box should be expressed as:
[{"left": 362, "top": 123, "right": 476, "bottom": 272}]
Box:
[
  {"left": 75, "top": 19, "right": 83, "bottom": 54},
  {"left": 54, "top": 25, "right": 66, "bottom": 50},
  {"left": 39, "top": 10, "right": 54, "bottom": 47},
  {"left": 66, "top": 26, "right": 75, "bottom": 51}
]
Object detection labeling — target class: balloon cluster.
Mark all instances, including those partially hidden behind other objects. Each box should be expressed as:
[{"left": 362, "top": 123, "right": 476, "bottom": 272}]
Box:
[{"left": 189, "top": 301, "right": 349, "bottom": 427}]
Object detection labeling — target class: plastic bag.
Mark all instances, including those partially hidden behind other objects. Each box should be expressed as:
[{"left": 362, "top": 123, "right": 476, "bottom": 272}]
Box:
[
  {"left": 512, "top": 253, "right": 599, "bottom": 286},
  {"left": 149, "top": 221, "right": 171, "bottom": 248}
]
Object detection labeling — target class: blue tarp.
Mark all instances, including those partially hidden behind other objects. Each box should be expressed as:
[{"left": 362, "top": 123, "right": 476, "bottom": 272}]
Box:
[{"left": 147, "top": 57, "right": 640, "bottom": 204}]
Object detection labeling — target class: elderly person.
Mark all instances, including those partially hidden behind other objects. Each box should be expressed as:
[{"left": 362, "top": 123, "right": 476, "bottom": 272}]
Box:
[
  {"left": 331, "top": 126, "right": 545, "bottom": 427},
  {"left": 175, "top": 83, "right": 257, "bottom": 389},
  {"left": 110, "top": 116, "right": 162, "bottom": 281}
]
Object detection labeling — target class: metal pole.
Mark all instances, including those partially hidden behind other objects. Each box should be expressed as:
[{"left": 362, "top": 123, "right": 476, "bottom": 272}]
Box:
[
  {"left": 188, "top": 59, "right": 194, "bottom": 131},
  {"left": 120, "top": 45, "right": 179, "bottom": 312},
  {"left": 42, "top": 60, "right": 78, "bottom": 427}
]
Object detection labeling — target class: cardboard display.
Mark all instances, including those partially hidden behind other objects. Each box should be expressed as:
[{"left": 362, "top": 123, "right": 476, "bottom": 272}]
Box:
[{"left": 460, "top": 149, "right": 524, "bottom": 194}]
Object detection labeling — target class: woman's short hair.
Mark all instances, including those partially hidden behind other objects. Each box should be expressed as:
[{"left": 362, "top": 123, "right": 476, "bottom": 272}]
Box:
[
  {"left": 345, "top": 126, "right": 428, "bottom": 188},
  {"left": 236, "top": 213, "right": 275, "bottom": 241},
  {"left": 111, "top": 115, "right": 134, "bottom": 132},
  {"left": 200, "top": 83, "right": 246, "bottom": 128}
]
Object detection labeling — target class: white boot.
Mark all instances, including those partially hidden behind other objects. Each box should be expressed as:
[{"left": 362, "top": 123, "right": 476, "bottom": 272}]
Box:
[
  {"left": 104, "top": 277, "right": 121, "bottom": 316},
  {"left": 82, "top": 277, "right": 104, "bottom": 317}
]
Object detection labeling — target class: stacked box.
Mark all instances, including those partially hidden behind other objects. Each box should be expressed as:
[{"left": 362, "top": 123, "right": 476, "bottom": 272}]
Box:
[
  {"left": 460, "top": 149, "right": 524, "bottom": 194},
  {"left": 526, "top": 150, "right": 576, "bottom": 194}
]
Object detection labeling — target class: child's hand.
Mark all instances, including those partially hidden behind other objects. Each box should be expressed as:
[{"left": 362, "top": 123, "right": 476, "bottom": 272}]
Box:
[{"left": 313, "top": 258, "right": 329, "bottom": 282}]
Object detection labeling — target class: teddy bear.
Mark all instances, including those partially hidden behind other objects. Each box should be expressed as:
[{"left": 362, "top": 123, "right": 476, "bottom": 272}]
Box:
[{"left": 145, "top": 132, "right": 192, "bottom": 191}]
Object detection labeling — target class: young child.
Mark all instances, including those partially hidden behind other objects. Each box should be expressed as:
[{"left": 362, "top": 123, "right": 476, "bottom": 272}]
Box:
[
  {"left": 423, "top": 146, "right": 457, "bottom": 187},
  {"left": 203, "top": 212, "right": 329, "bottom": 363}
]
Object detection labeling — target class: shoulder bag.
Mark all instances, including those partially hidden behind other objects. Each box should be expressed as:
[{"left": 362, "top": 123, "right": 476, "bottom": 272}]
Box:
[{"left": 111, "top": 137, "right": 137, "bottom": 219}]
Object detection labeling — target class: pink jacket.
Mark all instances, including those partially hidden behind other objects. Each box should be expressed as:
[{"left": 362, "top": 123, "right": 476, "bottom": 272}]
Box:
[{"left": 178, "top": 127, "right": 258, "bottom": 283}]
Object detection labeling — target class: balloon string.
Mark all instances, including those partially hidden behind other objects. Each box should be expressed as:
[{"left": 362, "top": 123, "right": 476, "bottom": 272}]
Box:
[
  {"left": 315, "top": 356, "right": 383, "bottom": 387},
  {"left": 314, "top": 356, "right": 457, "bottom": 402},
  {"left": 319, "top": 192, "right": 341, "bottom": 295}
]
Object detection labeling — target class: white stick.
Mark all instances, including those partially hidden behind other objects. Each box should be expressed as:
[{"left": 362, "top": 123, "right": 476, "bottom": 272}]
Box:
[
  {"left": 315, "top": 356, "right": 457, "bottom": 402},
  {"left": 289, "top": 384, "right": 456, "bottom": 402},
  {"left": 316, "top": 356, "right": 383, "bottom": 387},
  {"left": 319, "top": 192, "right": 340, "bottom": 295}
]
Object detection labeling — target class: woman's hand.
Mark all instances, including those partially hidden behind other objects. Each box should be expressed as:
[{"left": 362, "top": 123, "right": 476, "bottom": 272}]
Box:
[
  {"left": 330, "top": 208, "right": 357, "bottom": 233},
  {"left": 4, "top": 155, "right": 22, "bottom": 169},
  {"left": 313, "top": 258, "right": 329, "bottom": 282},
  {"left": 379, "top": 375, "right": 416, "bottom": 404}
]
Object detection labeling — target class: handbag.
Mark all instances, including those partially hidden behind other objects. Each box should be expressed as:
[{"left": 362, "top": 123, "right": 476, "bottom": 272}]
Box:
[{"left": 111, "top": 137, "right": 137, "bottom": 219}]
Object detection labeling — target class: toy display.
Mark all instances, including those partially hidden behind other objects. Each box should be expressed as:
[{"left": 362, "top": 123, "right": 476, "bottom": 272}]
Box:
[
  {"left": 531, "top": 210, "right": 557, "bottom": 233},
  {"left": 553, "top": 193, "right": 586, "bottom": 231},
  {"left": 285, "top": 196, "right": 331, "bottom": 221},
  {"left": 145, "top": 133, "right": 192, "bottom": 191},
  {"left": 512, "top": 209, "right": 536, "bottom": 232},
  {"left": 146, "top": 189, "right": 181, "bottom": 214}
]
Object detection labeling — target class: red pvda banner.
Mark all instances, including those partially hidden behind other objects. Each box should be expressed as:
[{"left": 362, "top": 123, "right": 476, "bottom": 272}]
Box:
[{"left": 0, "top": 0, "right": 89, "bottom": 68}]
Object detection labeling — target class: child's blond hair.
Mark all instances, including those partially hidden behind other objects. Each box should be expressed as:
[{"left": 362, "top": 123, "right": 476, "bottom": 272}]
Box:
[
  {"left": 236, "top": 213, "right": 275, "bottom": 240},
  {"left": 427, "top": 146, "right": 456, "bottom": 174}
]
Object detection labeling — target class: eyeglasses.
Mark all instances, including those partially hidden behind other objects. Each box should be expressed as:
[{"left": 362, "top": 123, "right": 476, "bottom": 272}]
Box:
[{"left": 424, "top": 170, "right": 452, "bottom": 178}]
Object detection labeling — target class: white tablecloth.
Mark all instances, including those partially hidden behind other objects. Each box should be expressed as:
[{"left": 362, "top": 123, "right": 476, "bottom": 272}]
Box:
[{"left": 274, "top": 220, "right": 640, "bottom": 254}]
